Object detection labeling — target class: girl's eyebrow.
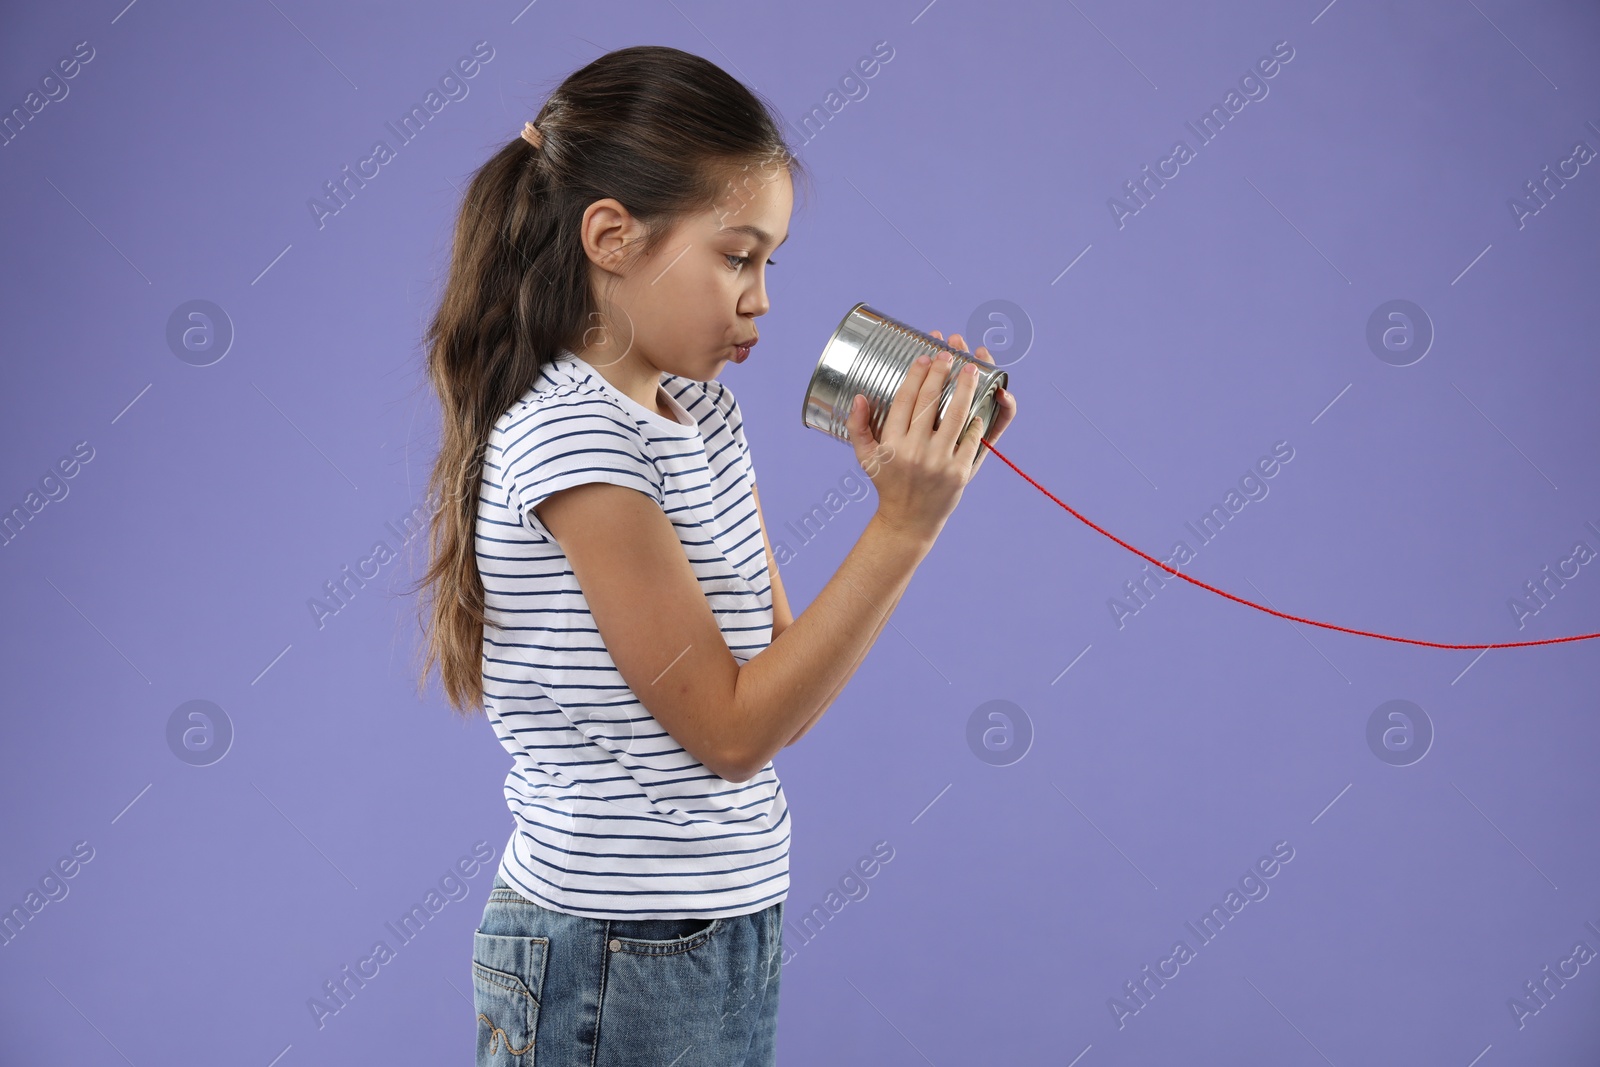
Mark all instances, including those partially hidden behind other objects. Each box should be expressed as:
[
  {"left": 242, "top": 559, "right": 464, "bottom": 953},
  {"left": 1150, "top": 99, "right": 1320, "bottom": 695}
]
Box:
[{"left": 719, "top": 224, "right": 789, "bottom": 248}]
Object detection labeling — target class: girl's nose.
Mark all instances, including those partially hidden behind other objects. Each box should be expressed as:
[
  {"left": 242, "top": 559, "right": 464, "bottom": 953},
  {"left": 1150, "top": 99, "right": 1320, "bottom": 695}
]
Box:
[{"left": 742, "top": 278, "right": 771, "bottom": 318}]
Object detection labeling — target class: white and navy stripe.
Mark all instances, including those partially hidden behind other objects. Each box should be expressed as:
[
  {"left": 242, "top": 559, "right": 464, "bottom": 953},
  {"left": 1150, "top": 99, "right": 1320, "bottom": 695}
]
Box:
[{"left": 476, "top": 350, "right": 787, "bottom": 919}]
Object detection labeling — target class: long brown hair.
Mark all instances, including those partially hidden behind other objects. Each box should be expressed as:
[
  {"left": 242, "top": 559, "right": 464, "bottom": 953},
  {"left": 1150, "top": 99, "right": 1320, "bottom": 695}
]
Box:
[{"left": 412, "top": 45, "right": 810, "bottom": 717}]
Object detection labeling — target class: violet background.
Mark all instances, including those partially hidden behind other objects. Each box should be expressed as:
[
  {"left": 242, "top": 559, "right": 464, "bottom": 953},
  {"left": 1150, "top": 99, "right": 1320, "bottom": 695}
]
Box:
[{"left": 3, "top": 1, "right": 1599, "bottom": 1063}]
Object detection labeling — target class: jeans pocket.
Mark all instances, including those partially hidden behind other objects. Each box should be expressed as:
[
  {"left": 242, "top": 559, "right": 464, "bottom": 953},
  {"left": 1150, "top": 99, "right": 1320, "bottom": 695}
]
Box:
[
  {"left": 473, "top": 931, "right": 549, "bottom": 1065},
  {"left": 607, "top": 916, "right": 721, "bottom": 956}
]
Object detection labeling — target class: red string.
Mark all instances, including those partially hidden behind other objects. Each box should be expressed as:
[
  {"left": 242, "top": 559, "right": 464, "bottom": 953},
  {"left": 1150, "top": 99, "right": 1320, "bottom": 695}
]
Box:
[{"left": 977, "top": 437, "right": 1600, "bottom": 651}]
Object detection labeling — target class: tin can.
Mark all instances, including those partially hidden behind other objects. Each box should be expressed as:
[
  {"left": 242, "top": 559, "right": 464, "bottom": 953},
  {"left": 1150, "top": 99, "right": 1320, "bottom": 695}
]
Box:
[{"left": 802, "top": 302, "right": 1008, "bottom": 467}]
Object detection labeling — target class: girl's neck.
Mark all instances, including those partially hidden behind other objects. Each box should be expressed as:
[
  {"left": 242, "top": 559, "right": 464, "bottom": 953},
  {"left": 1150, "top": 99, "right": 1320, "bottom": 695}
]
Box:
[{"left": 569, "top": 347, "right": 675, "bottom": 421}]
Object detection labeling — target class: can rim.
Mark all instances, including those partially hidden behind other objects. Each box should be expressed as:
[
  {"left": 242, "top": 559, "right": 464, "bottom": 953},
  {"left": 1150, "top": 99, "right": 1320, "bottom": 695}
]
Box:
[{"left": 800, "top": 300, "right": 872, "bottom": 429}]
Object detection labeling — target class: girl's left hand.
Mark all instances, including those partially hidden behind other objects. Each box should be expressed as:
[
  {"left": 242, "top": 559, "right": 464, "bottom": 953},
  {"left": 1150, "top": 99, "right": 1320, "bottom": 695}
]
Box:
[{"left": 929, "top": 330, "right": 1018, "bottom": 476}]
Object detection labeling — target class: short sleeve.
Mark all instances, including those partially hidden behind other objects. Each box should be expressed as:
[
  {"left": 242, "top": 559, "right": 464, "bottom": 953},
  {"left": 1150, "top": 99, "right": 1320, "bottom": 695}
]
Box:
[{"left": 497, "top": 395, "right": 664, "bottom": 542}]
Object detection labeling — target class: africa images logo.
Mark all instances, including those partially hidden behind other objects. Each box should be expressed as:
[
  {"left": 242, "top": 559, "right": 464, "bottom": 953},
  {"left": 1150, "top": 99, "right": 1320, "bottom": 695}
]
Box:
[{"left": 1107, "top": 40, "right": 1296, "bottom": 229}]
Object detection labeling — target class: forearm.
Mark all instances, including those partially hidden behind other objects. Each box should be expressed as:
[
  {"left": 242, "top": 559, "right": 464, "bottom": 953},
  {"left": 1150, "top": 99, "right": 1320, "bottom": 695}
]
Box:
[{"left": 733, "top": 511, "right": 932, "bottom": 771}]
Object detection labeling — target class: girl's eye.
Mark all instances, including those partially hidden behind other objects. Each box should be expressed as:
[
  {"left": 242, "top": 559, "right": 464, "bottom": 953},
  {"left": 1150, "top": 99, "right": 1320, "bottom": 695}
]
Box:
[{"left": 725, "top": 254, "right": 777, "bottom": 270}]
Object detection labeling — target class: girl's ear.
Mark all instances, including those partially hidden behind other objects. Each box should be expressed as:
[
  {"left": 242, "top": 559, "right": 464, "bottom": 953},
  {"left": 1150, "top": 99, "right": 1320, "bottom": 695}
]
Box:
[{"left": 580, "top": 198, "right": 646, "bottom": 276}]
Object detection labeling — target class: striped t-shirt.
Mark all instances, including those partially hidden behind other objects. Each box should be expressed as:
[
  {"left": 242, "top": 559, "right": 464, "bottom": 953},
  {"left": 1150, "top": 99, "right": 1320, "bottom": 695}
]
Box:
[{"left": 476, "top": 349, "right": 789, "bottom": 919}]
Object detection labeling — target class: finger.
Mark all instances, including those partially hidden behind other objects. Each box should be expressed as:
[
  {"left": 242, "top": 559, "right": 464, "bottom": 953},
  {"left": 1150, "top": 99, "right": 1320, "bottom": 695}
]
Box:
[
  {"left": 989, "top": 388, "right": 1017, "bottom": 440},
  {"left": 964, "top": 369, "right": 1010, "bottom": 472},
  {"left": 976, "top": 387, "right": 1012, "bottom": 443},
  {"left": 845, "top": 393, "right": 880, "bottom": 462},
  {"left": 956, "top": 407, "right": 987, "bottom": 470},
  {"left": 935, "top": 356, "right": 982, "bottom": 453},
  {"left": 909, "top": 351, "right": 953, "bottom": 438},
  {"left": 969, "top": 394, "right": 1011, "bottom": 475},
  {"left": 946, "top": 334, "right": 987, "bottom": 386},
  {"left": 934, "top": 334, "right": 976, "bottom": 439},
  {"left": 884, "top": 354, "right": 934, "bottom": 443}
]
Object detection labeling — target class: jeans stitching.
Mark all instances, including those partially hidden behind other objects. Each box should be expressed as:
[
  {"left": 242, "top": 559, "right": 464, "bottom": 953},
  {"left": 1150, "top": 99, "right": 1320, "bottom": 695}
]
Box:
[
  {"left": 478, "top": 1012, "right": 536, "bottom": 1058},
  {"left": 473, "top": 955, "right": 539, "bottom": 1059},
  {"left": 473, "top": 963, "right": 533, "bottom": 999},
  {"left": 607, "top": 917, "right": 722, "bottom": 956},
  {"left": 590, "top": 920, "right": 608, "bottom": 1067}
]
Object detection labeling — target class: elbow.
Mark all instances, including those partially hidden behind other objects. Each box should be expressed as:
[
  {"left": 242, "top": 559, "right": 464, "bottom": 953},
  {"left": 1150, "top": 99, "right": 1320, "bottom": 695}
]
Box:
[
  {"left": 714, "top": 672, "right": 769, "bottom": 783},
  {"left": 714, "top": 765, "right": 754, "bottom": 785},
  {"left": 718, "top": 754, "right": 765, "bottom": 785},
  {"left": 715, "top": 741, "right": 771, "bottom": 785},
  {"left": 713, "top": 669, "right": 788, "bottom": 782},
  {"left": 698, "top": 735, "right": 753, "bottom": 783}
]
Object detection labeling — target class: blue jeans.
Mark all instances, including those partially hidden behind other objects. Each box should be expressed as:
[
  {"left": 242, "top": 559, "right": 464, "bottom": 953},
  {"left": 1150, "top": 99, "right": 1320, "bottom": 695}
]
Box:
[{"left": 472, "top": 874, "right": 783, "bottom": 1066}]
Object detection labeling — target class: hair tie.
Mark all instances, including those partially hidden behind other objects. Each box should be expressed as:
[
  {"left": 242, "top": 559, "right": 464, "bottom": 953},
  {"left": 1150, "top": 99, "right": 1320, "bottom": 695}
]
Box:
[{"left": 521, "top": 121, "right": 543, "bottom": 149}]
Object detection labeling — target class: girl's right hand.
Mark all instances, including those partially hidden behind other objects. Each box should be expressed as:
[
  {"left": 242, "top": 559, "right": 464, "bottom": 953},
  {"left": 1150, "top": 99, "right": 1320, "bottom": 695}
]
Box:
[{"left": 845, "top": 331, "right": 1016, "bottom": 542}]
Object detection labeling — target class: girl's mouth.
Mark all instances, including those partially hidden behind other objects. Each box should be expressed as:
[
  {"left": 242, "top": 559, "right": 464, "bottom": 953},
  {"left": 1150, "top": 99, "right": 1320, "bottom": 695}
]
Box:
[{"left": 731, "top": 342, "right": 754, "bottom": 363}]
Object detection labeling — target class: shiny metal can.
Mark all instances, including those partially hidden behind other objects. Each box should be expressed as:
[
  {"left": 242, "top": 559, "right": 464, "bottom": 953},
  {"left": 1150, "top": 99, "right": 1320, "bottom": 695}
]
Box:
[{"left": 802, "top": 303, "right": 1008, "bottom": 466}]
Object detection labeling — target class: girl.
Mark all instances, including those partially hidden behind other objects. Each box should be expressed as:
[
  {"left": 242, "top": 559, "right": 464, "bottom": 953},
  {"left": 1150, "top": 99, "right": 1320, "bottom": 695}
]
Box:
[{"left": 417, "top": 44, "right": 1016, "bottom": 1067}]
